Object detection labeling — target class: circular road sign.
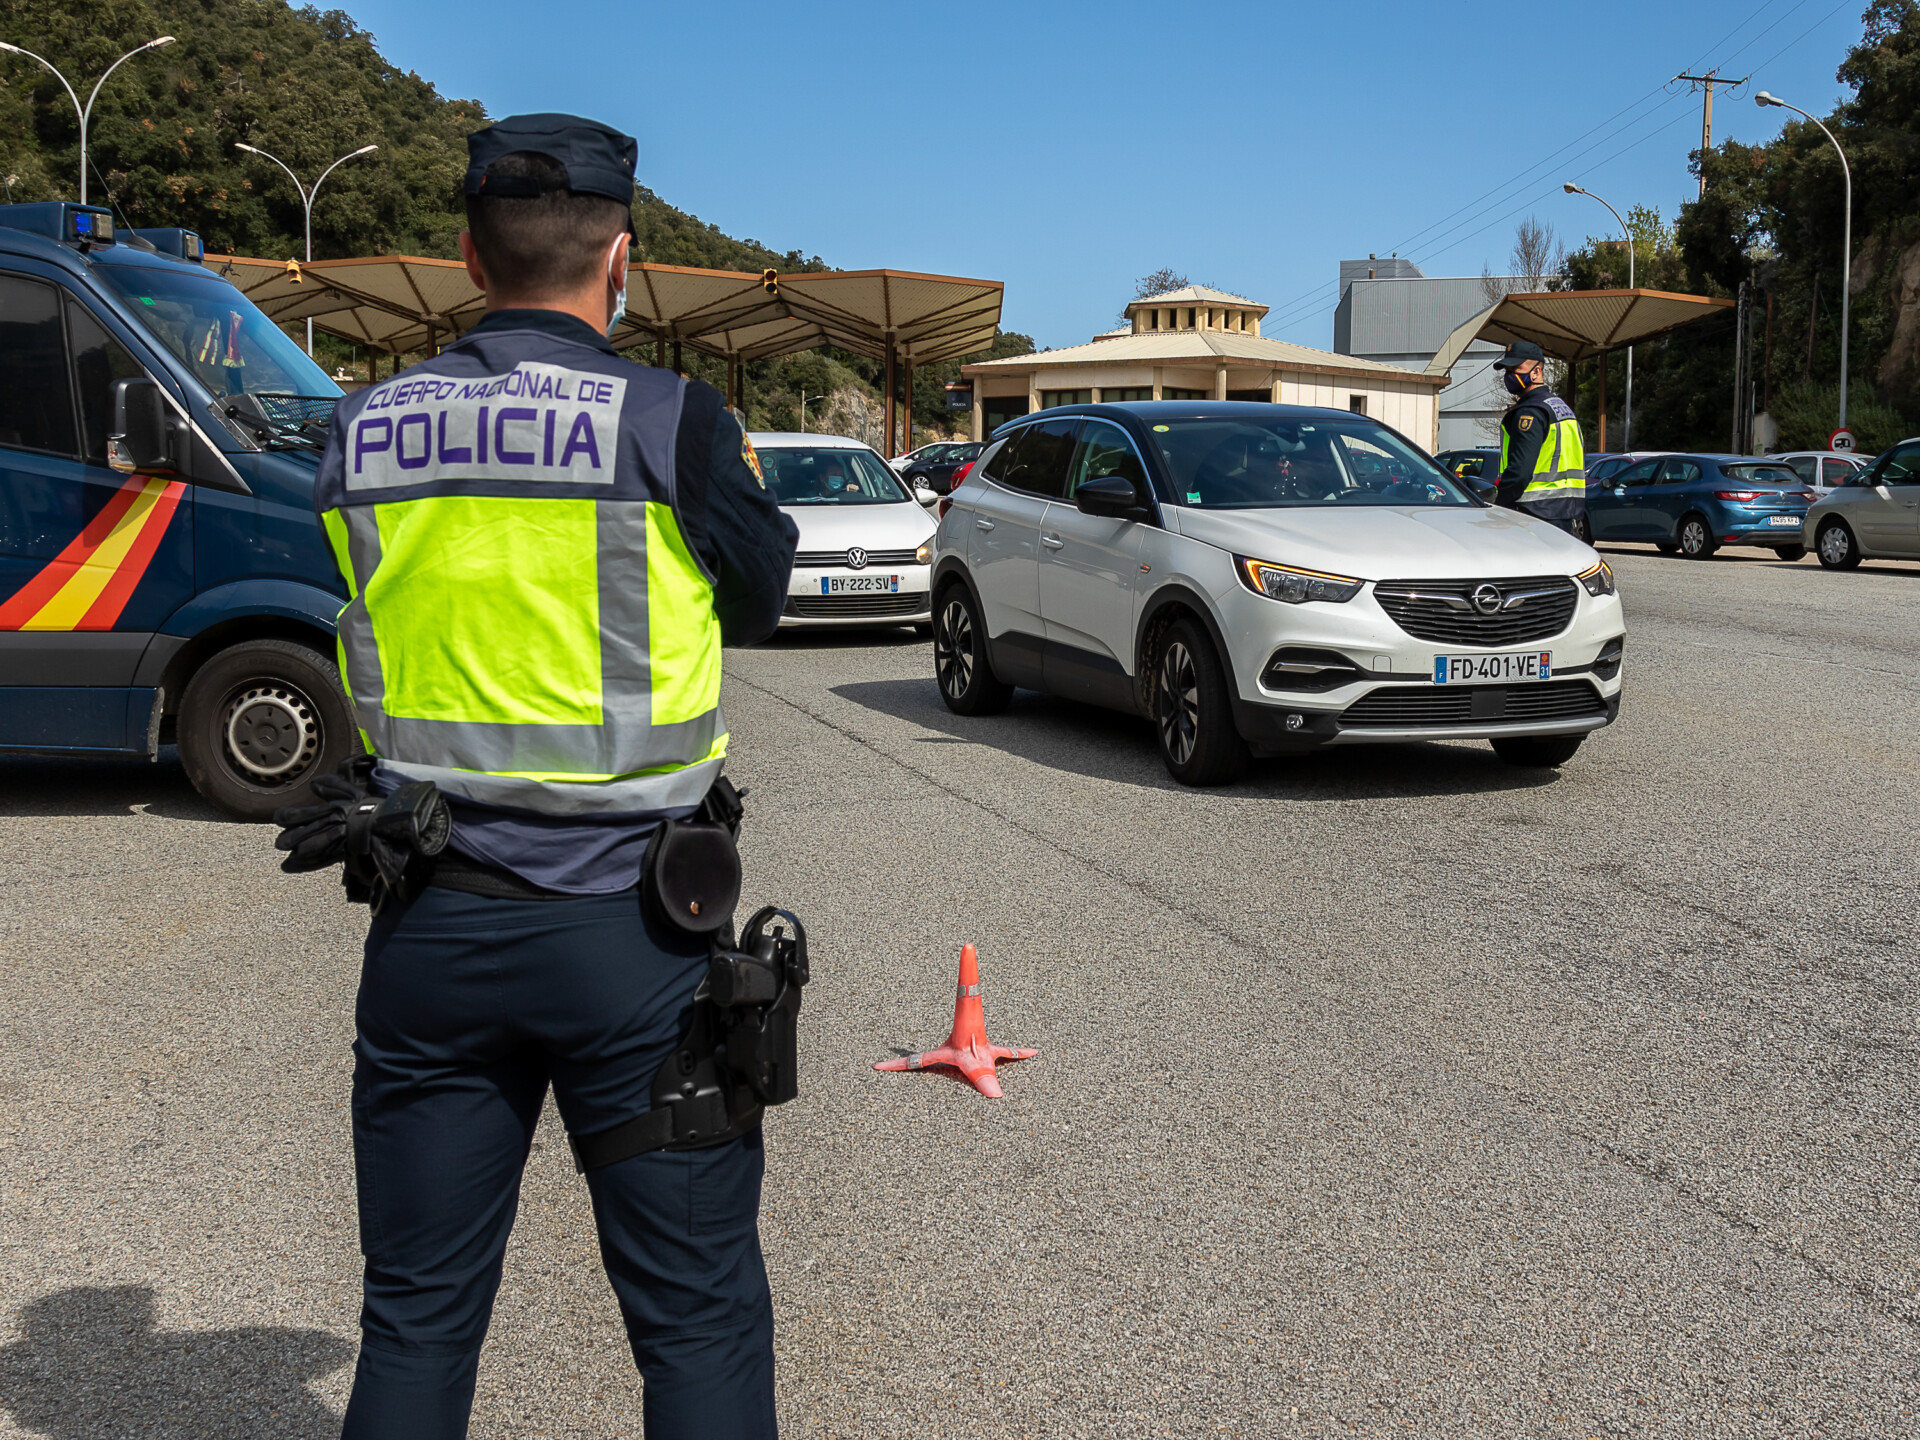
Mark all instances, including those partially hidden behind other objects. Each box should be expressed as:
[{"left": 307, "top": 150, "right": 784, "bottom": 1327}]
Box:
[{"left": 1830, "top": 427, "right": 1858, "bottom": 453}]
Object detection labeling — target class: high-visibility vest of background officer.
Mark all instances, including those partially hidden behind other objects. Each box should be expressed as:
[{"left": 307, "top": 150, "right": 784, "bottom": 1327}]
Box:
[
  {"left": 308, "top": 113, "right": 798, "bottom": 1440},
  {"left": 1491, "top": 339, "right": 1587, "bottom": 536}
]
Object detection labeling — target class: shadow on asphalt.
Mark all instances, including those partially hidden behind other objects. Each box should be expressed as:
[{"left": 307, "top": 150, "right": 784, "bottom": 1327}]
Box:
[
  {"left": 0, "top": 751, "right": 232, "bottom": 823},
  {"left": 1595, "top": 541, "right": 1920, "bottom": 576},
  {"left": 831, "top": 677, "right": 1561, "bottom": 798},
  {"left": 0, "top": 1285, "right": 352, "bottom": 1439}
]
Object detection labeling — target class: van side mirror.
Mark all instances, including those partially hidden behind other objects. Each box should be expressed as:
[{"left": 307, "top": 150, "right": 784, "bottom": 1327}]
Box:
[
  {"left": 108, "top": 378, "right": 177, "bottom": 475},
  {"left": 1075, "top": 474, "right": 1151, "bottom": 520}
]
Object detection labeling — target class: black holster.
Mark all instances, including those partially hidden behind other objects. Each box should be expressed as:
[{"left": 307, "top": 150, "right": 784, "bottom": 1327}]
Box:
[{"left": 568, "top": 906, "right": 810, "bottom": 1172}]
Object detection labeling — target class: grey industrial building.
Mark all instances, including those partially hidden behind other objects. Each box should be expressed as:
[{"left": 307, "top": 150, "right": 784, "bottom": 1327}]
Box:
[{"left": 1334, "top": 257, "right": 1519, "bottom": 452}]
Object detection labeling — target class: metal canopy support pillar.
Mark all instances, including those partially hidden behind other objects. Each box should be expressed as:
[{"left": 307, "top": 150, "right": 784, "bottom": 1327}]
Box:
[
  {"left": 903, "top": 360, "right": 913, "bottom": 451},
  {"left": 883, "top": 340, "right": 897, "bottom": 458},
  {"left": 654, "top": 336, "right": 665, "bottom": 369},
  {"left": 671, "top": 340, "right": 683, "bottom": 376},
  {"left": 1598, "top": 350, "right": 1609, "bottom": 454}
]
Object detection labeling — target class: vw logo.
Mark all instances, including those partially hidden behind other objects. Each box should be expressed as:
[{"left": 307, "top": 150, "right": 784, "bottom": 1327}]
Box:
[
  {"left": 1471, "top": 583, "right": 1503, "bottom": 615},
  {"left": 845, "top": 547, "right": 868, "bottom": 570}
]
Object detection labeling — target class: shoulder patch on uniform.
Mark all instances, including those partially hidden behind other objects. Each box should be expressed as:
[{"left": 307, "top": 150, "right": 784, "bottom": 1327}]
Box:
[
  {"left": 1517, "top": 414, "right": 1534, "bottom": 431},
  {"left": 740, "top": 433, "right": 765, "bottom": 488}
]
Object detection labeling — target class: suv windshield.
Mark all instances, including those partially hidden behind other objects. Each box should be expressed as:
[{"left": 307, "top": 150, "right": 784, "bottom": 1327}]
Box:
[
  {"left": 1149, "top": 416, "right": 1472, "bottom": 508},
  {"left": 761, "top": 445, "right": 907, "bottom": 505},
  {"left": 94, "top": 259, "right": 339, "bottom": 400}
]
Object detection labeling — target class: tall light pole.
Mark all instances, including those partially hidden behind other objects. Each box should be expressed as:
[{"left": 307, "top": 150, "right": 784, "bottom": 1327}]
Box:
[
  {"left": 800, "top": 390, "right": 826, "bottom": 433},
  {"left": 1756, "top": 91, "right": 1851, "bottom": 432},
  {"left": 0, "top": 36, "right": 175, "bottom": 205},
  {"left": 1564, "top": 182, "right": 1636, "bottom": 450},
  {"left": 235, "top": 141, "right": 378, "bottom": 355}
]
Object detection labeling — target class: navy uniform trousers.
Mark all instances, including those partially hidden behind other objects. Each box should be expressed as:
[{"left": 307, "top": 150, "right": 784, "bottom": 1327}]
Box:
[{"left": 339, "top": 884, "right": 776, "bottom": 1440}]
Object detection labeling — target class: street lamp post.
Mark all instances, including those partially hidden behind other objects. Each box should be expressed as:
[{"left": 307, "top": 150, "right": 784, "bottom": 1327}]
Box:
[
  {"left": 1564, "top": 182, "right": 1635, "bottom": 450},
  {"left": 234, "top": 142, "right": 378, "bottom": 356},
  {"left": 1756, "top": 91, "right": 1851, "bottom": 433},
  {"left": 800, "top": 390, "right": 826, "bottom": 433},
  {"left": 0, "top": 36, "right": 175, "bottom": 205}
]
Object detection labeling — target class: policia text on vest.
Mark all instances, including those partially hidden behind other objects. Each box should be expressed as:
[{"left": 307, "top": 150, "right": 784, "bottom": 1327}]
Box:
[
  {"left": 279, "top": 113, "right": 801, "bottom": 1440},
  {"left": 1491, "top": 340, "right": 1587, "bottom": 537}
]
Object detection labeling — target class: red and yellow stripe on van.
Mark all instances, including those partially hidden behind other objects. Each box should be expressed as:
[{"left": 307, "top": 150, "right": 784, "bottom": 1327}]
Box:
[{"left": 0, "top": 474, "right": 186, "bottom": 631}]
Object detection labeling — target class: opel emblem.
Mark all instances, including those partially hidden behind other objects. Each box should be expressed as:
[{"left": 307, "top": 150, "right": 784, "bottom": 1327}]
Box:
[
  {"left": 1471, "top": 583, "right": 1503, "bottom": 615},
  {"left": 846, "top": 547, "right": 868, "bottom": 570}
]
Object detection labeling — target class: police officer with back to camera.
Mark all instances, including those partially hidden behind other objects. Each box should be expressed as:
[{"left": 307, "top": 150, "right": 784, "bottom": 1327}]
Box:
[
  {"left": 270, "top": 114, "right": 801, "bottom": 1439},
  {"left": 1491, "top": 339, "right": 1589, "bottom": 539}
]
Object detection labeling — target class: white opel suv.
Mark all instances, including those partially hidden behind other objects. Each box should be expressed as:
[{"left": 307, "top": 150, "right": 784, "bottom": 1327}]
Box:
[{"left": 929, "top": 403, "right": 1624, "bottom": 784}]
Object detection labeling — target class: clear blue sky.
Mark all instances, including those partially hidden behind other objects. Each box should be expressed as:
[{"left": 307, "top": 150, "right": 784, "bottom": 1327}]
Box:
[{"left": 342, "top": 0, "right": 1864, "bottom": 351}]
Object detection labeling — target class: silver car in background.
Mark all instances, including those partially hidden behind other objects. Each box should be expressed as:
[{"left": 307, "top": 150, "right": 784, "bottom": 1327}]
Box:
[{"left": 1805, "top": 436, "right": 1920, "bottom": 568}]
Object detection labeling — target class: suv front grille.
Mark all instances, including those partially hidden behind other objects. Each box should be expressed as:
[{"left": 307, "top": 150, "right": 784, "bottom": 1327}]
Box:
[
  {"left": 1339, "top": 680, "right": 1605, "bottom": 729},
  {"left": 784, "top": 593, "right": 929, "bottom": 619},
  {"left": 1372, "top": 575, "right": 1578, "bottom": 646},
  {"left": 793, "top": 549, "right": 921, "bottom": 569}
]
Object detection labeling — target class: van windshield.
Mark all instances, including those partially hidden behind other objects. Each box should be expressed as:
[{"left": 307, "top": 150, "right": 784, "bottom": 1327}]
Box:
[
  {"left": 1149, "top": 416, "right": 1473, "bottom": 508},
  {"left": 94, "top": 259, "right": 340, "bottom": 400}
]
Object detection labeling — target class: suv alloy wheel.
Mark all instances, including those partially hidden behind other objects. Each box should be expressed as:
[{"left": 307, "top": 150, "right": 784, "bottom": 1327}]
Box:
[
  {"left": 1151, "top": 617, "right": 1249, "bottom": 786},
  {"left": 933, "top": 584, "right": 1012, "bottom": 715}
]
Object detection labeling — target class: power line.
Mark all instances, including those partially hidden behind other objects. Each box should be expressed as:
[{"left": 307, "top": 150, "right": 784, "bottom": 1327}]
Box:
[{"left": 1267, "top": 0, "right": 1858, "bottom": 339}]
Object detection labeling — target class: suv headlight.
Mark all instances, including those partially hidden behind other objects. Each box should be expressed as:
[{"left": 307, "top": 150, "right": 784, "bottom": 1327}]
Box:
[
  {"left": 1576, "top": 559, "right": 1616, "bottom": 597},
  {"left": 1237, "top": 557, "right": 1364, "bottom": 604},
  {"left": 915, "top": 541, "right": 932, "bottom": 565}
]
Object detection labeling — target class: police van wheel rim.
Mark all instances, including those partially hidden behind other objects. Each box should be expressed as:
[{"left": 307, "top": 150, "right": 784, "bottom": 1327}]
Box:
[
  {"left": 1156, "top": 641, "right": 1199, "bottom": 766},
  {"left": 935, "top": 598, "right": 974, "bottom": 698},
  {"left": 222, "top": 682, "right": 321, "bottom": 783}
]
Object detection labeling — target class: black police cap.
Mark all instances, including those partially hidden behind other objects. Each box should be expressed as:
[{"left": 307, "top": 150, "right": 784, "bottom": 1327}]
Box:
[
  {"left": 464, "top": 113, "right": 637, "bottom": 206},
  {"left": 1492, "top": 340, "right": 1547, "bottom": 370}
]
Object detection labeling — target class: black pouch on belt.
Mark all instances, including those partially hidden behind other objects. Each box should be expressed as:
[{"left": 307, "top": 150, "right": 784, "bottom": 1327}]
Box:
[{"left": 640, "top": 777, "right": 745, "bottom": 938}]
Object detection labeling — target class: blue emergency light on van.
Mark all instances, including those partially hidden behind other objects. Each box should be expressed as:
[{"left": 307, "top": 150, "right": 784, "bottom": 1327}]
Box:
[
  {"left": 0, "top": 201, "right": 115, "bottom": 246},
  {"left": 0, "top": 199, "right": 351, "bottom": 820},
  {"left": 130, "top": 227, "right": 203, "bottom": 262}
]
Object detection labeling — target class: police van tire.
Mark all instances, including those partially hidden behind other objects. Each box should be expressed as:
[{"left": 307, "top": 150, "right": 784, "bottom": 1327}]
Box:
[
  {"left": 933, "top": 584, "right": 1012, "bottom": 716},
  {"left": 1152, "top": 617, "right": 1249, "bottom": 787},
  {"left": 1491, "top": 733, "right": 1583, "bottom": 768},
  {"left": 178, "top": 639, "right": 356, "bottom": 822}
]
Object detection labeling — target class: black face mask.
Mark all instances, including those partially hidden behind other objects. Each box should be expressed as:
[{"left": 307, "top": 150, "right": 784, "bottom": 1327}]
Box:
[{"left": 1503, "top": 370, "right": 1529, "bottom": 396}]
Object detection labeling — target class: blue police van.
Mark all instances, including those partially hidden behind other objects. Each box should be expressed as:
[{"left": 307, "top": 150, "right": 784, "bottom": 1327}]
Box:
[{"left": 0, "top": 202, "right": 351, "bottom": 819}]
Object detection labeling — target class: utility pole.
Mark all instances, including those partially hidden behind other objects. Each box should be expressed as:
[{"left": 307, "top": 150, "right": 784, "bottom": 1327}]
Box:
[{"left": 1674, "top": 70, "right": 1749, "bottom": 198}]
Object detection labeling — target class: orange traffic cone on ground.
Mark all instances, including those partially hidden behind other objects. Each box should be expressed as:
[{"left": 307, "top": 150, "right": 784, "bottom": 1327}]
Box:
[{"left": 873, "top": 943, "right": 1037, "bottom": 1098}]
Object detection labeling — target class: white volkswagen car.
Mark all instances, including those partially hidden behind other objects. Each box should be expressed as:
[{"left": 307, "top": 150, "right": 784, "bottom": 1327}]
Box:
[
  {"left": 752, "top": 432, "right": 938, "bottom": 629},
  {"left": 928, "top": 403, "right": 1624, "bottom": 784}
]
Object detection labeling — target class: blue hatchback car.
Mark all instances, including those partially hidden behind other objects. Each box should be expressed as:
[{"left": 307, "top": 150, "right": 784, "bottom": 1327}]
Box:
[{"left": 1586, "top": 453, "right": 1815, "bottom": 559}]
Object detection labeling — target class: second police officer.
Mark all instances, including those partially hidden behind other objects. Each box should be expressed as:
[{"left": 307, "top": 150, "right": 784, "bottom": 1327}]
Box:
[
  {"left": 1491, "top": 339, "right": 1589, "bottom": 540},
  {"left": 287, "top": 114, "right": 799, "bottom": 1438}
]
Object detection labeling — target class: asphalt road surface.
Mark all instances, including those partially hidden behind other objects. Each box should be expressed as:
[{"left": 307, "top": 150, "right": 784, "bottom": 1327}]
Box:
[{"left": 3, "top": 543, "right": 1917, "bottom": 1439}]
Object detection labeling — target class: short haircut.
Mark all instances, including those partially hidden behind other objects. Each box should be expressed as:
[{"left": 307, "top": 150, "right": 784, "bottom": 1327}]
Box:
[{"left": 464, "top": 151, "right": 629, "bottom": 297}]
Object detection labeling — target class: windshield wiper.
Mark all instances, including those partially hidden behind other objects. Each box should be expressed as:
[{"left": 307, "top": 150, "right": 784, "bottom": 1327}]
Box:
[{"left": 220, "top": 392, "right": 338, "bottom": 453}]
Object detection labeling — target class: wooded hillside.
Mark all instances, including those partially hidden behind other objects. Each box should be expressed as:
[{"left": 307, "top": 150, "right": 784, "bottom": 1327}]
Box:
[{"left": 0, "top": 0, "right": 1027, "bottom": 437}]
